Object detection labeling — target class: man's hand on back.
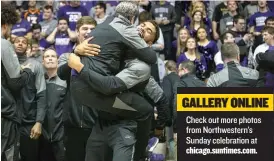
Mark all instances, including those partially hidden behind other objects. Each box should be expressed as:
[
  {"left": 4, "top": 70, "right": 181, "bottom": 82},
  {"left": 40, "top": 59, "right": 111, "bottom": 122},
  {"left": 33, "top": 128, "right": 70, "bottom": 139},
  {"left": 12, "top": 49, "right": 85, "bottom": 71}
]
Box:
[
  {"left": 68, "top": 53, "right": 84, "bottom": 73},
  {"left": 75, "top": 37, "right": 101, "bottom": 56}
]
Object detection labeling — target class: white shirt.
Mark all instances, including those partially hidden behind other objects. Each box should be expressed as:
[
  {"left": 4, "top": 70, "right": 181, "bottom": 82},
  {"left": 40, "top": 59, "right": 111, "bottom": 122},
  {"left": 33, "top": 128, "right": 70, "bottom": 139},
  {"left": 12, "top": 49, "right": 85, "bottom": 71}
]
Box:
[
  {"left": 253, "top": 43, "right": 269, "bottom": 69},
  {"left": 214, "top": 51, "right": 223, "bottom": 66}
]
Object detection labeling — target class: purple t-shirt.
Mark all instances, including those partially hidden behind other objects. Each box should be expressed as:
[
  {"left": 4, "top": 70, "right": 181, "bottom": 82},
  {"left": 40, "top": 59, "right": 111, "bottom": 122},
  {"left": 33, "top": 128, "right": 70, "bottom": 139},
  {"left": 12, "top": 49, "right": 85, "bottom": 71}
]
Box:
[
  {"left": 58, "top": 5, "right": 89, "bottom": 31},
  {"left": 39, "top": 38, "right": 51, "bottom": 51},
  {"left": 11, "top": 19, "right": 31, "bottom": 36},
  {"left": 54, "top": 32, "right": 75, "bottom": 56},
  {"left": 177, "top": 52, "right": 207, "bottom": 80},
  {"left": 197, "top": 40, "right": 219, "bottom": 72},
  {"left": 249, "top": 11, "right": 274, "bottom": 32},
  {"left": 264, "top": 46, "right": 274, "bottom": 87}
]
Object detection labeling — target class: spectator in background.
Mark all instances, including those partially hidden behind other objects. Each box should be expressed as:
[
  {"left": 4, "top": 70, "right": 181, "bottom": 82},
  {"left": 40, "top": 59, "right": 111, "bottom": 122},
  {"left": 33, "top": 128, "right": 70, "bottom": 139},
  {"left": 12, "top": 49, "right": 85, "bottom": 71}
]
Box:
[
  {"left": 184, "top": 10, "right": 212, "bottom": 38},
  {"left": 208, "top": 1, "right": 223, "bottom": 20},
  {"left": 197, "top": 27, "right": 219, "bottom": 76},
  {"left": 243, "top": 1, "right": 259, "bottom": 22},
  {"left": 31, "top": 24, "right": 51, "bottom": 51},
  {"left": 172, "top": 28, "right": 190, "bottom": 60},
  {"left": 13, "top": 36, "right": 47, "bottom": 161},
  {"left": 175, "top": 60, "right": 206, "bottom": 87},
  {"left": 151, "top": 0, "right": 177, "bottom": 61},
  {"left": 207, "top": 43, "right": 264, "bottom": 87},
  {"left": 249, "top": 0, "right": 274, "bottom": 34},
  {"left": 214, "top": 31, "right": 236, "bottom": 71},
  {"left": 46, "top": 18, "right": 77, "bottom": 57},
  {"left": 39, "top": 5, "right": 58, "bottom": 38},
  {"left": 183, "top": 2, "right": 209, "bottom": 29},
  {"left": 253, "top": 26, "right": 274, "bottom": 87},
  {"left": 219, "top": 0, "right": 239, "bottom": 35},
  {"left": 229, "top": 15, "right": 252, "bottom": 67},
  {"left": 42, "top": 49, "right": 66, "bottom": 161},
  {"left": 22, "top": 0, "right": 42, "bottom": 26},
  {"left": 251, "top": 16, "right": 274, "bottom": 53},
  {"left": 212, "top": 1, "right": 229, "bottom": 40},
  {"left": 45, "top": 0, "right": 59, "bottom": 15},
  {"left": 177, "top": 37, "right": 207, "bottom": 80},
  {"left": 58, "top": 0, "right": 88, "bottom": 31},
  {"left": 12, "top": 8, "right": 32, "bottom": 39},
  {"left": 94, "top": 2, "right": 108, "bottom": 24}
]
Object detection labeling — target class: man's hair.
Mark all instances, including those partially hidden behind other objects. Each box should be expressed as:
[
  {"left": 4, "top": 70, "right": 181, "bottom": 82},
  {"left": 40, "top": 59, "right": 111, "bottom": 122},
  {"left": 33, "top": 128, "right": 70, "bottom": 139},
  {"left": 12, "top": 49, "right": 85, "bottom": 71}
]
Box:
[
  {"left": 233, "top": 15, "right": 245, "bottom": 24},
  {"left": 139, "top": 11, "right": 152, "bottom": 24},
  {"left": 145, "top": 20, "right": 160, "bottom": 44},
  {"left": 265, "top": 16, "right": 274, "bottom": 23},
  {"left": 179, "top": 60, "right": 195, "bottom": 74},
  {"left": 44, "top": 5, "right": 53, "bottom": 12},
  {"left": 32, "top": 24, "right": 42, "bottom": 31},
  {"left": 96, "top": 2, "right": 106, "bottom": 12},
  {"left": 221, "top": 43, "right": 240, "bottom": 60},
  {"left": 76, "top": 16, "right": 97, "bottom": 31},
  {"left": 165, "top": 60, "right": 177, "bottom": 72},
  {"left": 1, "top": 3, "right": 18, "bottom": 26},
  {"left": 43, "top": 47, "right": 58, "bottom": 59},
  {"left": 220, "top": 31, "right": 235, "bottom": 44},
  {"left": 262, "top": 26, "right": 274, "bottom": 35},
  {"left": 58, "top": 17, "right": 69, "bottom": 25},
  {"left": 115, "top": 2, "right": 139, "bottom": 21}
]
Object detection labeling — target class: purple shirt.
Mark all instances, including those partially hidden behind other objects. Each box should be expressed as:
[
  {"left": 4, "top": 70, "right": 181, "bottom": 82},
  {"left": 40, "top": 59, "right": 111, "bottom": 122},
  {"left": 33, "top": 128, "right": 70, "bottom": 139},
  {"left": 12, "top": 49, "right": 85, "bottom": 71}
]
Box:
[
  {"left": 11, "top": 19, "right": 31, "bottom": 36},
  {"left": 265, "top": 46, "right": 274, "bottom": 87},
  {"left": 177, "top": 52, "right": 207, "bottom": 80},
  {"left": 39, "top": 38, "right": 51, "bottom": 51},
  {"left": 183, "top": 16, "right": 212, "bottom": 37},
  {"left": 249, "top": 11, "right": 274, "bottom": 32},
  {"left": 58, "top": 5, "right": 89, "bottom": 31},
  {"left": 197, "top": 40, "right": 218, "bottom": 72},
  {"left": 54, "top": 32, "right": 75, "bottom": 56}
]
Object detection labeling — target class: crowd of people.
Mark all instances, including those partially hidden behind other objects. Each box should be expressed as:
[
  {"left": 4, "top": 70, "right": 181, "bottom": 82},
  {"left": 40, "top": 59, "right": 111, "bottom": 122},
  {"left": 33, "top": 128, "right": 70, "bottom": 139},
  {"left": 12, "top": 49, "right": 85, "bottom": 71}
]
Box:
[{"left": 1, "top": 0, "right": 274, "bottom": 161}]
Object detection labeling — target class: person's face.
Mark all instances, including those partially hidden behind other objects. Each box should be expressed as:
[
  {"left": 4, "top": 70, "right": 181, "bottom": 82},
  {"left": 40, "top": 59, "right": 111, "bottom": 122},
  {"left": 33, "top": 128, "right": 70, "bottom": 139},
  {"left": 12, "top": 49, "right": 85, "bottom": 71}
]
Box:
[
  {"left": 32, "top": 29, "right": 41, "bottom": 39},
  {"left": 258, "top": 0, "right": 267, "bottom": 8},
  {"left": 197, "top": 28, "right": 207, "bottom": 40},
  {"left": 77, "top": 24, "right": 96, "bottom": 42},
  {"left": 235, "top": 19, "right": 245, "bottom": 31},
  {"left": 31, "top": 44, "right": 39, "bottom": 53},
  {"left": 70, "top": 1, "right": 81, "bottom": 7},
  {"left": 186, "top": 38, "right": 196, "bottom": 50},
  {"left": 58, "top": 20, "right": 68, "bottom": 32},
  {"left": 227, "top": 1, "right": 237, "bottom": 12},
  {"left": 193, "top": 11, "right": 202, "bottom": 22},
  {"left": 262, "top": 31, "right": 274, "bottom": 45},
  {"left": 47, "top": 0, "right": 54, "bottom": 6},
  {"left": 43, "top": 50, "right": 58, "bottom": 69},
  {"left": 224, "top": 33, "right": 235, "bottom": 43},
  {"left": 193, "top": 2, "right": 204, "bottom": 12},
  {"left": 179, "top": 29, "right": 189, "bottom": 43},
  {"left": 29, "top": 0, "right": 36, "bottom": 7},
  {"left": 95, "top": 5, "right": 104, "bottom": 16},
  {"left": 43, "top": 9, "right": 53, "bottom": 20},
  {"left": 137, "top": 21, "right": 157, "bottom": 46},
  {"left": 14, "top": 37, "right": 28, "bottom": 55},
  {"left": 266, "top": 20, "right": 274, "bottom": 27}
]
